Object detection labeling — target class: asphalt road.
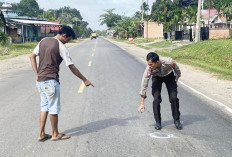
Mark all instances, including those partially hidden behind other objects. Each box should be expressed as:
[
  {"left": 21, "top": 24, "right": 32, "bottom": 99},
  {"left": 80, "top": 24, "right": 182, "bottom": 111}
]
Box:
[{"left": 0, "top": 37, "right": 231, "bottom": 157}]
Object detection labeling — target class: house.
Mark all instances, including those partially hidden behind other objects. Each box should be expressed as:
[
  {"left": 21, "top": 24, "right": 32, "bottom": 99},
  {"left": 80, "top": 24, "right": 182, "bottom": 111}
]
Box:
[
  {"left": 201, "top": 9, "right": 230, "bottom": 28},
  {"left": 201, "top": 9, "right": 230, "bottom": 39},
  {"left": 1, "top": 2, "right": 61, "bottom": 43}
]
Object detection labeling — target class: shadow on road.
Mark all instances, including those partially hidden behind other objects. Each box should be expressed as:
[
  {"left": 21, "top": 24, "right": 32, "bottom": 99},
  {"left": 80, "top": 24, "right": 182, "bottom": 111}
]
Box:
[
  {"left": 63, "top": 116, "right": 138, "bottom": 136},
  {"left": 149, "top": 114, "right": 206, "bottom": 127},
  {"left": 164, "top": 114, "right": 206, "bottom": 126}
]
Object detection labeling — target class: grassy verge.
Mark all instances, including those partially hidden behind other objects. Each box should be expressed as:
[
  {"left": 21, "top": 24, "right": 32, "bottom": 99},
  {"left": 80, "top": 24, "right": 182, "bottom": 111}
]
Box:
[
  {"left": 156, "top": 39, "right": 232, "bottom": 80},
  {"left": 0, "top": 39, "right": 81, "bottom": 60},
  {"left": 0, "top": 42, "right": 38, "bottom": 60}
]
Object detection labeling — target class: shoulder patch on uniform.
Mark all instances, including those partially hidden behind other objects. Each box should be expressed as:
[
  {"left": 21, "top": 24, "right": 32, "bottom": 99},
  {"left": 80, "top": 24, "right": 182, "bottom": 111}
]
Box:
[{"left": 146, "top": 71, "right": 151, "bottom": 77}]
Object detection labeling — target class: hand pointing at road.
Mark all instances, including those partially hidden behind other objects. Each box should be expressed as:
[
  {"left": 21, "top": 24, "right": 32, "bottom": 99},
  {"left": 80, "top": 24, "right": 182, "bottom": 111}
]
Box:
[{"left": 84, "top": 79, "right": 94, "bottom": 87}]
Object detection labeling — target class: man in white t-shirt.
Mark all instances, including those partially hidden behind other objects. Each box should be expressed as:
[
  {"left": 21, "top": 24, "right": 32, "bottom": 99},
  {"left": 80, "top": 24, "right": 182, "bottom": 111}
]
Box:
[{"left": 30, "top": 26, "right": 94, "bottom": 141}]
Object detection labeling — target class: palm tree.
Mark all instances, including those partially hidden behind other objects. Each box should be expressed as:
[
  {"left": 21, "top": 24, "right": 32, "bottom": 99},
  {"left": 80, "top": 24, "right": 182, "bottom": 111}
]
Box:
[{"left": 99, "top": 9, "right": 122, "bottom": 28}]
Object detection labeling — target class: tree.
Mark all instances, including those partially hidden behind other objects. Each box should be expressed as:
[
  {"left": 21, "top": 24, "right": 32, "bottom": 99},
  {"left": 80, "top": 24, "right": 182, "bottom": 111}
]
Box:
[
  {"left": 0, "top": 31, "right": 7, "bottom": 45},
  {"left": 73, "top": 21, "right": 92, "bottom": 38},
  {"left": 134, "top": 11, "right": 142, "bottom": 21},
  {"left": 151, "top": 0, "right": 175, "bottom": 31},
  {"left": 151, "top": 0, "right": 173, "bottom": 22},
  {"left": 150, "top": 0, "right": 198, "bottom": 31},
  {"left": 0, "top": 17, "right": 4, "bottom": 27},
  {"left": 99, "top": 9, "right": 122, "bottom": 28},
  {"left": 113, "top": 16, "right": 139, "bottom": 38},
  {"left": 0, "top": 14, "right": 6, "bottom": 45},
  {"left": 184, "top": 5, "right": 198, "bottom": 24},
  {"left": 13, "top": 0, "right": 42, "bottom": 17},
  {"left": 170, "top": 7, "right": 185, "bottom": 30},
  {"left": 41, "top": 10, "right": 57, "bottom": 21},
  {"left": 221, "top": 1, "right": 232, "bottom": 27},
  {"left": 207, "top": 0, "right": 232, "bottom": 27},
  {"left": 142, "top": 2, "right": 150, "bottom": 13}
]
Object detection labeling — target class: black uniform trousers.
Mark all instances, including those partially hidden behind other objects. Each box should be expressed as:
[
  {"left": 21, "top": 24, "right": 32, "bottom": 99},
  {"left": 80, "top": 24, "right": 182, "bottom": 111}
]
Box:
[{"left": 151, "top": 72, "right": 180, "bottom": 123}]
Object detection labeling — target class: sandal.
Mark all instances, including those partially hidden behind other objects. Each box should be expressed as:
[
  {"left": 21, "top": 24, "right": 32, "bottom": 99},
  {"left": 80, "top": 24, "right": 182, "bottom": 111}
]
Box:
[
  {"left": 51, "top": 134, "right": 70, "bottom": 141},
  {"left": 38, "top": 134, "right": 52, "bottom": 142}
]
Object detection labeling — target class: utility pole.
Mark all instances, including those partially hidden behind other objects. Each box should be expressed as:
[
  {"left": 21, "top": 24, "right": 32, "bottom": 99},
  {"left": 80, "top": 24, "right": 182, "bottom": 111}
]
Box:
[
  {"left": 141, "top": 0, "right": 144, "bottom": 23},
  {"left": 141, "top": 0, "right": 144, "bottom": 37},
  {"left": 195, "top": 0, "right": 202, "bottom": 42},
  {"left": 208, "top": 0, "right": 211, "bottom": 27},
  {"left": 43, "top": 8, "right": 45, "bottom": 18},
  {"left": 146, "top": 0, "right": 148, "bottom": 42}
]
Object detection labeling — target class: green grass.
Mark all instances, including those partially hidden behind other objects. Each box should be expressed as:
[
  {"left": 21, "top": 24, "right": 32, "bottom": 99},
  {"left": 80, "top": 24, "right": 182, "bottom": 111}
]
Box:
[
  {"left": 68, "top": 39, "right": 81, "bottom": 43},
  {"left": 0, "top": 42, "right": 37, "bottom": 60},
  {"left": 0, "top": 39, "right": 82, "bottom": 60},
  {"left": 137, "top": 45, "right": 151, "bottom": 50},
  {"left": 156, "top": 39, "right": 232, "bottom": 80}
]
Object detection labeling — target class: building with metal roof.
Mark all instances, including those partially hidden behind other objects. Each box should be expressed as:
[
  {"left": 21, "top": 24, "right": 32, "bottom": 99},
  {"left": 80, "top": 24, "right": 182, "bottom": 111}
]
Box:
[{"left": 1, "top": 2, "right": 61, "bottom": 42}]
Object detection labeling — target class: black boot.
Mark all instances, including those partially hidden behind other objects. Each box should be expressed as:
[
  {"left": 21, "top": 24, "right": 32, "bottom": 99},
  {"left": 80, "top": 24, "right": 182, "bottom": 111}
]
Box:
[
  {"left": 174, "top": 120, "right": 182, "bottom": 130},
  {"left": 154, "top": 122, "right": 161, "bottom": 130}
]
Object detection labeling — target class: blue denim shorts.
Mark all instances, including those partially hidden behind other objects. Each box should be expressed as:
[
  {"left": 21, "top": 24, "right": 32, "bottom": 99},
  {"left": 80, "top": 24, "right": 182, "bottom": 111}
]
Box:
[{"left": 36, "top": 79, "right": 60, "bottom": 114}]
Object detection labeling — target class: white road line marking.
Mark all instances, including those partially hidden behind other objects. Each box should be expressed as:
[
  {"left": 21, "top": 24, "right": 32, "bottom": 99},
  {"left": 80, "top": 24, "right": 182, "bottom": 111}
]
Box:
[{"left": 179, "top": 81, "right": 232, "bottom": 114}]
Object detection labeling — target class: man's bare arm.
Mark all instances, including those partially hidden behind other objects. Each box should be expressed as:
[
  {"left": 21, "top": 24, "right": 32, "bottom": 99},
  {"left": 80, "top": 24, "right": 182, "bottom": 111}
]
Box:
[
  {"left": 29, "top": 53, "right": 38, "bottom": 80},
  {"left": 138, "top": 97, "right": 145, "bottom": 113},
  {"left": 69, "top": 64, "right": 94, "bottom": 87}
]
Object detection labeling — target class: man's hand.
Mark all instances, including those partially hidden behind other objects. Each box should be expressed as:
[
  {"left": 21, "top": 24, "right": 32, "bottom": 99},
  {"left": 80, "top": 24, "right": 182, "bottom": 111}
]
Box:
[
  {"left": 171, "top": 62, "right": 176, "bottom": 68},
  {"left": 138, "top": 103, "right": 145, "bottom": 113},
  {"left": 36, "top": 74, "right": 38, "bottom": 81},
  {"left": 175, "top": 78, "right": 178, "bottom": 82},
  {"left": 84, "top": 79, "right": 94, "bottom": 87}
]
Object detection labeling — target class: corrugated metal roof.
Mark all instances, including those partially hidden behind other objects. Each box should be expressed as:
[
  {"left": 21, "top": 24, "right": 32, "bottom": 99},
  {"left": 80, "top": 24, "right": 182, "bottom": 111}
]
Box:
[{"left": 10, "top": 19, "right": 61, "bottom": 26}]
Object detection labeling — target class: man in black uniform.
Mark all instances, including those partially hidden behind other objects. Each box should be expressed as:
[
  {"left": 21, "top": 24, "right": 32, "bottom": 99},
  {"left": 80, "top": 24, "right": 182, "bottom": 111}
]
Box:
[{"left": 138, "top": 52, "right": 182, "bottom": 130}]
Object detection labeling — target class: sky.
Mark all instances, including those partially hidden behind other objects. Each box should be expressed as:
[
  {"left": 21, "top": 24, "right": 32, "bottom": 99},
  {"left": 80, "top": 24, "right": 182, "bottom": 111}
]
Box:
[{"left": 1, "top": 0, "right": 155, "bottom": 31}]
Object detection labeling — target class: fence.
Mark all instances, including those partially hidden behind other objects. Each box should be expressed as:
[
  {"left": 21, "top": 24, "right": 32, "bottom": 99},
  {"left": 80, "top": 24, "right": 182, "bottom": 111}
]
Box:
[
  {"left": 164, "top": 29, "right": 193, "bottom": 41},
  {"left": 209, "top": 28, "right": 230, "bottom": 39}
]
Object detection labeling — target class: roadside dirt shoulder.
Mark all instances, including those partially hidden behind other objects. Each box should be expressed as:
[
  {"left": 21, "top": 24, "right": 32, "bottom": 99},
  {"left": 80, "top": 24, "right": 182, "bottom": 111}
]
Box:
[{"left": 105, "top": 38, "right": 232, "bottom": 111}]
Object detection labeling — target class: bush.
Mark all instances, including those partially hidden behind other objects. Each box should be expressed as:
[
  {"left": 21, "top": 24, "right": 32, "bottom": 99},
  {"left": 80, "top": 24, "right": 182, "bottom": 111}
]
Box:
[
  {"left": 0, "top": 31, "right": 7, "bottom": 45},
  {"left": 0, "top": 47, "right": 9, "bottom": 55}
]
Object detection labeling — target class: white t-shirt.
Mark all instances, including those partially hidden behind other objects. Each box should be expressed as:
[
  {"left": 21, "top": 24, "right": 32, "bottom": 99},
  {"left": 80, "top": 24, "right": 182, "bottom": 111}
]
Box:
[{"left": 33, "top": 37, "right": 73, "bottom": 66}]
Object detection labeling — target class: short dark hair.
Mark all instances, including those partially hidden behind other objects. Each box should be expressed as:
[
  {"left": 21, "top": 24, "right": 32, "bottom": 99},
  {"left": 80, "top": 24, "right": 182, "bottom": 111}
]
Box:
[
  {"left": 58, "top": 26, "right": 76, "bottom": 39},
  {"left": 146, "top": 52, "right": 159, "bottom": 62}
]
